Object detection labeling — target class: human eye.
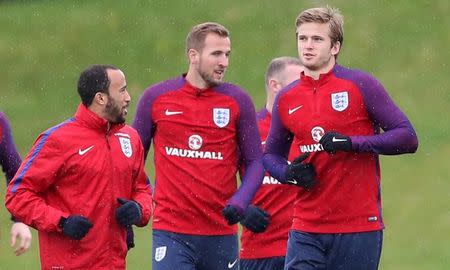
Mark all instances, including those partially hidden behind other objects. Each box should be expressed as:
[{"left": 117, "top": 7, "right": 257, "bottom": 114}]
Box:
[{"left": 313, "top": 36, "right": 324, "bottom": 42}]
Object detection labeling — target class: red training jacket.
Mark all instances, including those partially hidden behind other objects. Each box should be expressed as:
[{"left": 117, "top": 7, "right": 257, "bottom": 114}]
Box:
[{"left": 6, "top": 104, "right": 153, "bottom": 270}]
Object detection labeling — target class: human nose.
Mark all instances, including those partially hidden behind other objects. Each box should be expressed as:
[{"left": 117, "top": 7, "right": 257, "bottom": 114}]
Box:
[
  {"left": 124, "top": 90, "right": 131, "bottom": 103},
  {"left": 219, "top": 54, "right": 229, "bottom": 67},
  {"left": 305, "top": 38, "right": 314, "bottom": 49}
]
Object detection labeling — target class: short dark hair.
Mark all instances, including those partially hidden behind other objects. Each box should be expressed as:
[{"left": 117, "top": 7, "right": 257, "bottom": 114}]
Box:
[{"left": 77, "top": 64, "right": 119, "bottom": 106}]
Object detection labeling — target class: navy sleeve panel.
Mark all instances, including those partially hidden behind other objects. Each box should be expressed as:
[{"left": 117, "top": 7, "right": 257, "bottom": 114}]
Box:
[
  {"left": 262, "top": 86, "right": 295, "bottom": 183},
  {"left": 216, "top": 83, "right": 264, "bottom": 212},
  {"left": 132, "top": 77, "right": 185, "bottom": 159},
  {"left": 0, "top": 112, "right": 22, "bottom": 183},
  {"left": 334, "top": 65, "right": 418, "bottom": 155}
]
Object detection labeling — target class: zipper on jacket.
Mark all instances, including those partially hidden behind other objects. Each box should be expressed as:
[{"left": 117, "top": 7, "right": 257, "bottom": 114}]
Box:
[
  {"left": 105, "top": 122, "right": 111, "bottom": 149},
  {"left": 312, "top": 81, "right": 319, "bottom": 115}
]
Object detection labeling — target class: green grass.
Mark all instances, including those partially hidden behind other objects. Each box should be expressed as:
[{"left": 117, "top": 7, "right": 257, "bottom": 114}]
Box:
[{"left": 0, "top": 0, "right": 449, "bottom": 269}]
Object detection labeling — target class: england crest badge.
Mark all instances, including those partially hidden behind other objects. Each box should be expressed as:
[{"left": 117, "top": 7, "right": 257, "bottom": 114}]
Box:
[
  {"left": 119, "top": 137, "right": 132, "bottom": 158},
  {"left": 213, "top": 108, "right": 230, "bottom": 128},
  {"left": 155, "top": 246, "right": 167, "bottom": 262},
  {"left": 331, "top": 91, "right": 349, "bottom": 112}
]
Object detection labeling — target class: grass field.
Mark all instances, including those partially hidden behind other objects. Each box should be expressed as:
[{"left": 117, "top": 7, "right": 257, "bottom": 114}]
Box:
[{"left": 0, "top": 0, "right": 449, "bottom": 269}]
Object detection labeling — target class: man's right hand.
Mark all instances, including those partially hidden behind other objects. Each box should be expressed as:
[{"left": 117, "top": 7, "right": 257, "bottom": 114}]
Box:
[
  {"left": 59, "top": 215, "right": 93, "bottom": 240},
  {"left": 222, "top": 205, "right": 244, "bottom": 225},
  {"left": 285, "top": 153, "right": 317, "bottom": 189}
]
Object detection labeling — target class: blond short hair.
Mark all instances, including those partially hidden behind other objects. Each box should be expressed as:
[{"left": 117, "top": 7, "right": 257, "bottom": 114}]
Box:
[{"left": 295, "top": 6, "right": 344, "bottom": 46}]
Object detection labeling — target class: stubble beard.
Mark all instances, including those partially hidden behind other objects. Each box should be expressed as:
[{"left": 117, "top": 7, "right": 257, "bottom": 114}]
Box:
[
  {"left": 198, "top": 69, "right": 221, "bottom": 88},
  {"left": 197, "top": 59, "right": 224, "bottom": 88},
  {"left": 105, "top": 98, "right": 126, "bottom": 124}
]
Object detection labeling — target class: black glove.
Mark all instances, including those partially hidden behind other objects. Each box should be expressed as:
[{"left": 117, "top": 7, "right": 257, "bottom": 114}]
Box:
[
  {"left": 126, "top": 225, "right": 135, "bottom": 250},
  {"left": 116, "top": 198, "right": 142, "bottom": 226},
  {"left": 319, "top": 131, "right": 352, "bottom": 154},
  {"left": 240, "top": 205, "right": 270, "bottom": 233},
  {"left": 59, "top": 215, "right": 93, "bottom": 240},
  {"left": 222, "top": 205, "right": 245, "bottom": 225},
  {"left": 285, "top": 153, "right": 317, "bottom": 189}
]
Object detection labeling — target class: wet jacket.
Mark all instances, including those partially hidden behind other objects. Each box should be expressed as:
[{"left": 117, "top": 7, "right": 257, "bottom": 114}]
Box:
[
  {"left": 264, "top": 64, "right": 418, "bottom": 233},
  {"left": 6, "top": 104, "right": 153, "bottom": 270}
]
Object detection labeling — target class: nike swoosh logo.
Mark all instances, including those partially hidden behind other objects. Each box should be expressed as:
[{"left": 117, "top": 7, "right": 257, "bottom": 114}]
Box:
[
  {"left": 288, "top": 105, "right": 303, "bottom": 115},
  {"left": 228, "top": 259, "right": 238, "bottom": 269},
  {"left": 78, "top": 146, "right": 94, "bottom": 155},
  {"left": 165, "top": 109, "right": 183, "bottom": 116},
  {"left": 287, "top": 179, "right": 297, "bottom": 185},
  {"left": 332, "top": 137, "right": 347, "bottom": 142}
]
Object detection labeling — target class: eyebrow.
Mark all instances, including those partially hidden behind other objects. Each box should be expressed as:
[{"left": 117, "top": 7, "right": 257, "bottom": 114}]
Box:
[{"left": 212, "top": 49, "right": 231, "bottom": 54}]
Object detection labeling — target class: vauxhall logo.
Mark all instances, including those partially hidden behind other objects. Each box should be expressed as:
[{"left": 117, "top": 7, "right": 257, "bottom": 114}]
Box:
[
  {"left": 299, "top": 126, "right": 325, "bottom": 153},
  {"left": 165, "top": 134, "right": 224, "bottom": 160},
  {"left": 299, "top": 143, "right": 324, "bottom": 153}
]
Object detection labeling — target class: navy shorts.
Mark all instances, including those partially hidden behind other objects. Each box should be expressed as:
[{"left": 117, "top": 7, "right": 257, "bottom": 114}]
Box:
[
  {"left": 285, "top": 230, "right": 383, "bottom": 270},
  {"left": 152, "top": 229, "right": 238, "bottom": 270},
  {"left": 240, "top": 256, "right": 285, "bottom": 270}
]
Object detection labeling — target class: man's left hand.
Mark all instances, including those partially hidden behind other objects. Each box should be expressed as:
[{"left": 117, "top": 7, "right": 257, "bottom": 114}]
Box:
[
  {"left": 319, "top": 131, "right": 352, "bottom": 154},
  {"left": 10, "top": 222, "right": 32, "bottom": 256},
  {"left": 240, "top": 205, "right": 270, "bottom": 233}
]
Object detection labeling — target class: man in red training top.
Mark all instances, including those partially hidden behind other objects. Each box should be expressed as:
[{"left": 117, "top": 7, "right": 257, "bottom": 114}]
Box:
[
  {"left": 240, "top": 56, "right": 303, "bottom": 270},
  {"left": 263, "top": 6, "right": 418, "bottom": 270},
  {"left": 6, "top": 65, "right": 153, "bottom": 270},
  {"left": 133, "top": 22, "right": 265, "bottom": 270}
]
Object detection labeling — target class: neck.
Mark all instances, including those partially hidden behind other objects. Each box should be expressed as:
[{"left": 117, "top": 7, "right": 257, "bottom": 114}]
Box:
[
  {"left": 265, "top": 103, "right": 272, "bottom": 114},
  {"left": 87, "top": 104, "right": 109, "bottom": 123},
  {"left": 304, "top": 58, "right": 336, "bottom": 80},
  {"left": 185, "top": 68, "right": 207, "bottom": 89},
  {"left": 266, "top": 90, "right": 275, "bottom": 114}
]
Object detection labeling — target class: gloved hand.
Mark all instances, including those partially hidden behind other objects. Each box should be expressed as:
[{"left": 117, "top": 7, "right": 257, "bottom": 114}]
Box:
[
  {"left": 222, "top": 205, "right": 245, "bottom": 225},
  {"left": 319, "top": 131, "right": 352, "bottom": 154},
  {"left": 126, "top": 225, "right": 135, "bottom": 250},
  {"left": 116, "top": 198, "right": 142, "bottom": 226},
  {"left": 240, "top": 205, "right": 270, "bottom": 233},
  {"left": 285, "top": 153, "right": 317, "bottom": 189},
  {"left": 59, "top": 215, "right": 93, "bottom": 240}
]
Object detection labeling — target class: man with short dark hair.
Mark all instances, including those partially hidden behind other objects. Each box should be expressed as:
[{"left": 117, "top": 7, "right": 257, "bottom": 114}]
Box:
[
  {"left": 0, "top": 112, "right": 32, "bottom": 256},
  {"left": 133, "top": 22, "right": 265, "bottom": 270},
  {"left": 6, "top": 64, "right": 153, "bottom": 270}
]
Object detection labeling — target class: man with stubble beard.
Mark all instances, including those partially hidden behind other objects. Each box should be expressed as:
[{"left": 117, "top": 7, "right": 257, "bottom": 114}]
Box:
[
  {"left": 133, "top": 22, "right": 266, "bottom": 270},
  {"left": 6, "top": 64, "right": 153, "bottom": 270}
]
